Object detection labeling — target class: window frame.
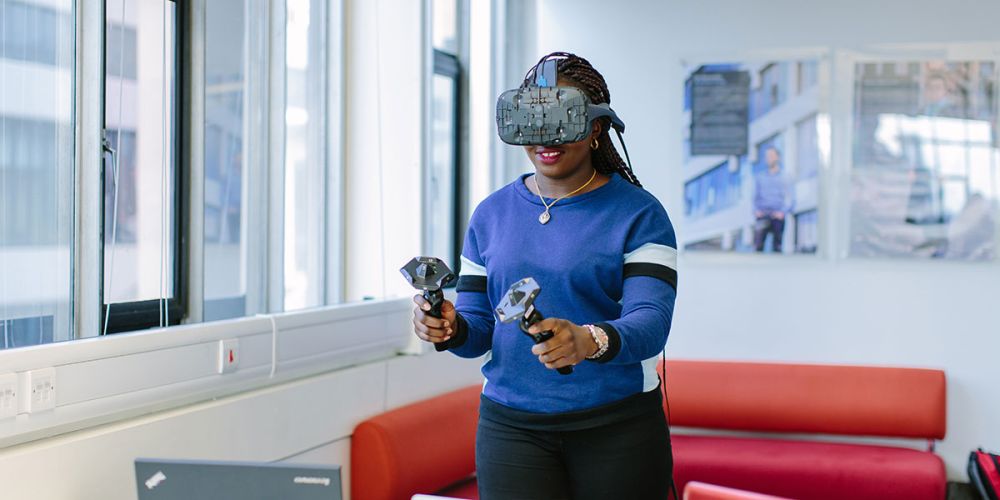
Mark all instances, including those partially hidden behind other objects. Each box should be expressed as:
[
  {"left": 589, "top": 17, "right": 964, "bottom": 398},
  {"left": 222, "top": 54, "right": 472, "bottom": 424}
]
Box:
[
  {"left": 99, "top": 0, "right": 187, "bottom": 334},
  {"left": 429, "top": 48, "right": 463, "bottom": 274}
]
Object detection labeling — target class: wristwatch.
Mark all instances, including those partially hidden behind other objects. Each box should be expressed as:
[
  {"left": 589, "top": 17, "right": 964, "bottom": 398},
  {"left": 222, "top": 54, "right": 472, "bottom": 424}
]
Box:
[{"left": 585, "top": 324, "right": 609, "bottom": 360}]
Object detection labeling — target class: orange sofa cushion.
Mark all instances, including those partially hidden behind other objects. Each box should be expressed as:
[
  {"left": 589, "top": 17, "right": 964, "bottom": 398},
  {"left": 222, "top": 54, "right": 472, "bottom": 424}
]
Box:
[
  {"left": 662, "top": 360, "right": 946, "bottom": 439},
  {"left": 351, "top": 386, "right": 481, "bottom": 500}
]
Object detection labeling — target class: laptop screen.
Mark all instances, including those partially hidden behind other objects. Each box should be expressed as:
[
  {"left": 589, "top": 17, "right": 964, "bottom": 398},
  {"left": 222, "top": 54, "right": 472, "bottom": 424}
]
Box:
[{"left": 135, "top": 458, "right": 342, "bottom": 500}]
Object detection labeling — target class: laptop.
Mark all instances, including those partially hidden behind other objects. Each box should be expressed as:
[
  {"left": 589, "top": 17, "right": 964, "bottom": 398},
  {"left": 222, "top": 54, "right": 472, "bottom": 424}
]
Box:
[{"left": 135, "top": 458, "right": 342, "bottom": 500}]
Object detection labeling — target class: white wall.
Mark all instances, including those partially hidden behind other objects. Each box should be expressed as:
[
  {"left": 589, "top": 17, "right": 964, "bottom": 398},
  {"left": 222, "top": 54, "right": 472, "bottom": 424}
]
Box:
[{"left": 532, "top": 0, "right": 1000, "bottom": 479}]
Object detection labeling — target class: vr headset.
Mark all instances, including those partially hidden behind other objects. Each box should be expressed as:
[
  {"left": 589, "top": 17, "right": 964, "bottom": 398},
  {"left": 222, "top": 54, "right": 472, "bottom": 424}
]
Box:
[{"left": 495, "top": 55, "right": 627, "bottom": 147}]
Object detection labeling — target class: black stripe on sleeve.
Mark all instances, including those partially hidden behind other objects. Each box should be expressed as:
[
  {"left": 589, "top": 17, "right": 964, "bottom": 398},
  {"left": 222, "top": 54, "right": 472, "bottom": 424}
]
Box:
[
  {"left": 623, "top": 263, "right": 678, "bottom": 290},
  {"left": 456, "top": 275, "right": 487, "bottom": 293},
  {"left": 590, "top": 322, "right": 622, "bottom": 363}
]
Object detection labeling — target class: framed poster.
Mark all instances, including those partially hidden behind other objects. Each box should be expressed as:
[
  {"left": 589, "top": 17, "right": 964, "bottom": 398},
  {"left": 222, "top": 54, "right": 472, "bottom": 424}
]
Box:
[
  {"left": 682, "top": 60, "right": 825, "bottom": 254},
  {"left": 851, "top": 60, "right": 999, "bottom": 260}
]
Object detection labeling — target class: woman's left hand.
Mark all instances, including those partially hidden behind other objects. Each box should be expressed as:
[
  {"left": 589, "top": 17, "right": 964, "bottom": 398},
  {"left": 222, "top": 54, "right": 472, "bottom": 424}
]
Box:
[{"left": 528, "top": 319, "right": 599, "bottom": 371}]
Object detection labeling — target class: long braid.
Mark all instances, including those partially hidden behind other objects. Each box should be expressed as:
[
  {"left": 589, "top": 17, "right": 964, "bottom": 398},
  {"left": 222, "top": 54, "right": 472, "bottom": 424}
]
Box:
[{"left": 522, "top": 52, "right": 642, "bottom": 187}]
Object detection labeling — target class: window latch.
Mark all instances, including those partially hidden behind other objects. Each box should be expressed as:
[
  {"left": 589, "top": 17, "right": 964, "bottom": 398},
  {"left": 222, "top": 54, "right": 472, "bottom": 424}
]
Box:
[{"left": 101, "top": 128, "right": 117, "bottom": 156}]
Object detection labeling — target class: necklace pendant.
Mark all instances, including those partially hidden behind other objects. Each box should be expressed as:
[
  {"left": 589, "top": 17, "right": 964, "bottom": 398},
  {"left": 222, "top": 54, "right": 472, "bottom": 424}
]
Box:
[{"left": 538, "top": 211, "right": 551, "bottom": 225}]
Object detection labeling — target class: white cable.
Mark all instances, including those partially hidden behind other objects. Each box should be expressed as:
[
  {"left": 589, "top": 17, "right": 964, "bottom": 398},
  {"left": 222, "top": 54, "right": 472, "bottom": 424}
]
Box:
[
  {"left": 374, "top": 0, "right": 388, "bottom": 299},
  {"left": 102, "top": 0, "right": 127, "bottom": 336}
]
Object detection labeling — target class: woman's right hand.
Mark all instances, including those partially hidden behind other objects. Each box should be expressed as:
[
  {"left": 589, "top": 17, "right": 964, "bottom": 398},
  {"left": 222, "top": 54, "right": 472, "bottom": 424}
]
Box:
[{"left": 412, "top": 294, "right": 457, "bottom": 345}]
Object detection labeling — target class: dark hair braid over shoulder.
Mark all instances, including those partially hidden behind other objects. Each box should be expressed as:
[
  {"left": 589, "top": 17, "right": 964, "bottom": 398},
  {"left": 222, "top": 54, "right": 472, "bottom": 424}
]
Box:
[{"left": 522, "top": 52, "right": 642, "bottom": 188}]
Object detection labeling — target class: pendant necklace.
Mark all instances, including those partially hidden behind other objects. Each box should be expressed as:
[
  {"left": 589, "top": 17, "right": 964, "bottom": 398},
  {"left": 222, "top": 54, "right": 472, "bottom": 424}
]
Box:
[{"left": 532, "top": 169, "right": 598, "bottom": 225}]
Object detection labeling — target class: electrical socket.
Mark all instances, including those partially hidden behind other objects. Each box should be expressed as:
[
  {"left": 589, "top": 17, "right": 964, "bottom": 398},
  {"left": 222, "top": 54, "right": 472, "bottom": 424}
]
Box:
[
  {"left": 217, "top": 339, "right": 239, "bottom": 374},
  {"left": 0, "top": 373, "right": 18, "bottom": 419},
  {"left": 21, "top": 368, "right": 56, "bottom": 413}
]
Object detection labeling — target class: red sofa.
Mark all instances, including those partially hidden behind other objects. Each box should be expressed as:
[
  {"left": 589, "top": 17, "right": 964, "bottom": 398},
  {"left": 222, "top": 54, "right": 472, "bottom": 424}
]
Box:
[
  {"left": 664, "top": 360, "right": 946, "bottom": 499},
  {"left": 352, "top": 386, "right": 481, "bottom": 500},
  {"left": 351, "top": 360, "right": 947, "bottom": 500}
]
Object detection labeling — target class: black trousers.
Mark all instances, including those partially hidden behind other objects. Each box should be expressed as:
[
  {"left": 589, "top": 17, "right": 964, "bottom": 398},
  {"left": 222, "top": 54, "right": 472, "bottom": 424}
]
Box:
[
  {"left": 754, "top": 214, "right": 785, "bottom": 252},
  {"left": 475, "top": 403, "right": 674, "bottom": 500}
]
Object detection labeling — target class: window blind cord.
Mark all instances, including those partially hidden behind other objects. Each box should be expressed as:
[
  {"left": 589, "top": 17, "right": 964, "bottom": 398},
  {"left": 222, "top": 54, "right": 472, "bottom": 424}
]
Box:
[
  {"left": 159, "top": 0, "right": 169, "bottom": 328},
  {"left": 374, "top": 0, "right": 388, "bottom": 299},
  {"left": 102, "top": 144, "right": 121, "bottom": 336},
  {"left": 102, "top": 0, "right": 128, "bottom": 336}
]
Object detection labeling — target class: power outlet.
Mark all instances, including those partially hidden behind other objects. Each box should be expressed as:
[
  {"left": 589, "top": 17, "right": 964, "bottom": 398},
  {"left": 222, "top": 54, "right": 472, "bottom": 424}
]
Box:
[
  {"left": 0, "top": 373, "right": 18, "bottom": 419},
  {"left": 21, "top": 368, "right": 56, "bottom": 413},
  {"left": 217, "top": 339, "right": 239, "bottom": 374}
]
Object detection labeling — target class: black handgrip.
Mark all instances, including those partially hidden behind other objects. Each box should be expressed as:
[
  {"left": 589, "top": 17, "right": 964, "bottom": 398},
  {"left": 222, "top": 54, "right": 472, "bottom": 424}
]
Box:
[
  {"left": 526, "top": 328, "right": 573, "bottom": 375},
  {"left": 424, "top": 290, "right": 450, "bottom": 352}
]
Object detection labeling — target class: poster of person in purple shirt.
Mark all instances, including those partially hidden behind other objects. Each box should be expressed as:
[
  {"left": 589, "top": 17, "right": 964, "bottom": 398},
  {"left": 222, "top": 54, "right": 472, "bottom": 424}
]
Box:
[{"left": 682, "top": 60, "right": 822, "bottom": 254}]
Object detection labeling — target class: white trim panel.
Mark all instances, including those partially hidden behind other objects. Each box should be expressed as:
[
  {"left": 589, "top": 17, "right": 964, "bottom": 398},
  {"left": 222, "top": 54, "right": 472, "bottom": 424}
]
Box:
[{"left": 0, "top": 298, "right": 413, "bottom": 449}]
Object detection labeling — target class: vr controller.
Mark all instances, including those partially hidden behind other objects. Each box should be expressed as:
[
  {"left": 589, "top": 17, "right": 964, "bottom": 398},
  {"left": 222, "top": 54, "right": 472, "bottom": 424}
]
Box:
[
  {"left": 400, "top": 257, "right": 456, "bottom": 352},
  {"left": 495, "top": 277, "right": 573, "bottom": 375}
]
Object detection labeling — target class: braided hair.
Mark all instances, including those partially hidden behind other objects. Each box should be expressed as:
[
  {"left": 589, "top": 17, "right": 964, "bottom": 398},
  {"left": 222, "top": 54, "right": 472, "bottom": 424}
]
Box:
[{"left": 522, "top": 52, "right": 642, "bottom": 187}]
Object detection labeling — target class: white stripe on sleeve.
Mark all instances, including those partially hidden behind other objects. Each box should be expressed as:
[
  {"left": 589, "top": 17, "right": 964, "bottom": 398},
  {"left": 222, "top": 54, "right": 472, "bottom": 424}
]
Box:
[
  {"left": 460, "top": 255, "right": 487, "bottom": 277},
  {"left": 623, "top": 243, "right": 677, "bottom": 270}
]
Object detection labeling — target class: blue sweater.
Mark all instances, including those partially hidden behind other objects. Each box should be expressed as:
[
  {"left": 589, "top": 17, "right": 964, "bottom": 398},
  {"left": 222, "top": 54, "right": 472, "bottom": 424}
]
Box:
[{"left": 447, "top": 172, "right": 678, "bottom": 414}]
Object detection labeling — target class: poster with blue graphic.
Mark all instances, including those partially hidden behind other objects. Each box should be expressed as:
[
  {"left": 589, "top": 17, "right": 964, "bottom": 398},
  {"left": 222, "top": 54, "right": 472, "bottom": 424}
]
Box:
[{"left": 682, "top": 60, "right": 824, "bottom": 254}]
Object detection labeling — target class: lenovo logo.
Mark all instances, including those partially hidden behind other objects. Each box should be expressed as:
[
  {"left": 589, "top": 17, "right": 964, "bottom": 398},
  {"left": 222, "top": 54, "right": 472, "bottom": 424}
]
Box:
[
  {"left": 145, "top": 471, "right": 167, "bottom": 490},
  {"left": 293, "top": 476, "right": 331, "bottom": 487}
]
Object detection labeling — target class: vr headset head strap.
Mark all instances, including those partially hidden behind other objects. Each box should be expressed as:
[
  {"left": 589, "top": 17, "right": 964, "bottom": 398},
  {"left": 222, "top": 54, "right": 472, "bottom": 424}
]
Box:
[
  {"left": 523, "top": 52, "right": 572, "bottom": 88},
  {"left": 533, "top": 58, "right": 559, "bottom": 88},
  {"left": 587, "top": 103, "right": 626, "bottom": 135}
]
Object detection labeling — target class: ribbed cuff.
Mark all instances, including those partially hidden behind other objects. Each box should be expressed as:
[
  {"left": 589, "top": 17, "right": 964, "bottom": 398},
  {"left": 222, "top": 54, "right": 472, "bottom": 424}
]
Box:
[
  {"left": 589, "top": 322, "right": 621, "bottom": 363},
  {"left": 439, "top": 313, "right": 470, "bottom": 350}
]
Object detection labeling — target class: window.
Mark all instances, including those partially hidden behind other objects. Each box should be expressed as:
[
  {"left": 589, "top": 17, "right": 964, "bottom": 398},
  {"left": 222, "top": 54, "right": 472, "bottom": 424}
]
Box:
[
  {"left": 0, "top": 0, "right": 347, "bottom": 349},
  {"left": 102, "top": 0, "right": 181, "bottom": 333},
  {"left": 428, "top": 0, "right": 462, "bottom": 272},
  {"left": 203, "top": 0, "right": 256, "bottom": 320},
  {"left": 797, "top": 60, "right": 818, "bottom": 94},
  {"left": 284, "top": 0, "right": 329, "bottom": 311},
  {"left": 432, "top": 0, "right": 458, "bottom": 53},
  {"left": 794, "top": 209, "right": 818, "bottom": 254},
  {"left": 429, "top": 53, "right": 460, "bottom": 268},
  {"left": 796, "top": 114, "right": 820, "bottom": 179},
  {"left": 0, "top": 0, "right": 75, "bottom": 348},
  {"left": 683, "top": 160, "right": 741, "bottom": 219},
  {"left": 752, "top": 63, "right": 787, "bottom": 120}
]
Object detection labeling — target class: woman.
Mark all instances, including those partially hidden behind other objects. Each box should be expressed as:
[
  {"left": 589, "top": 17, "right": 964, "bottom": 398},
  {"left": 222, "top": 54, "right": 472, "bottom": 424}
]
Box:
[{"left": 412, "top": 52, "right": 677, "bottom": 500}]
